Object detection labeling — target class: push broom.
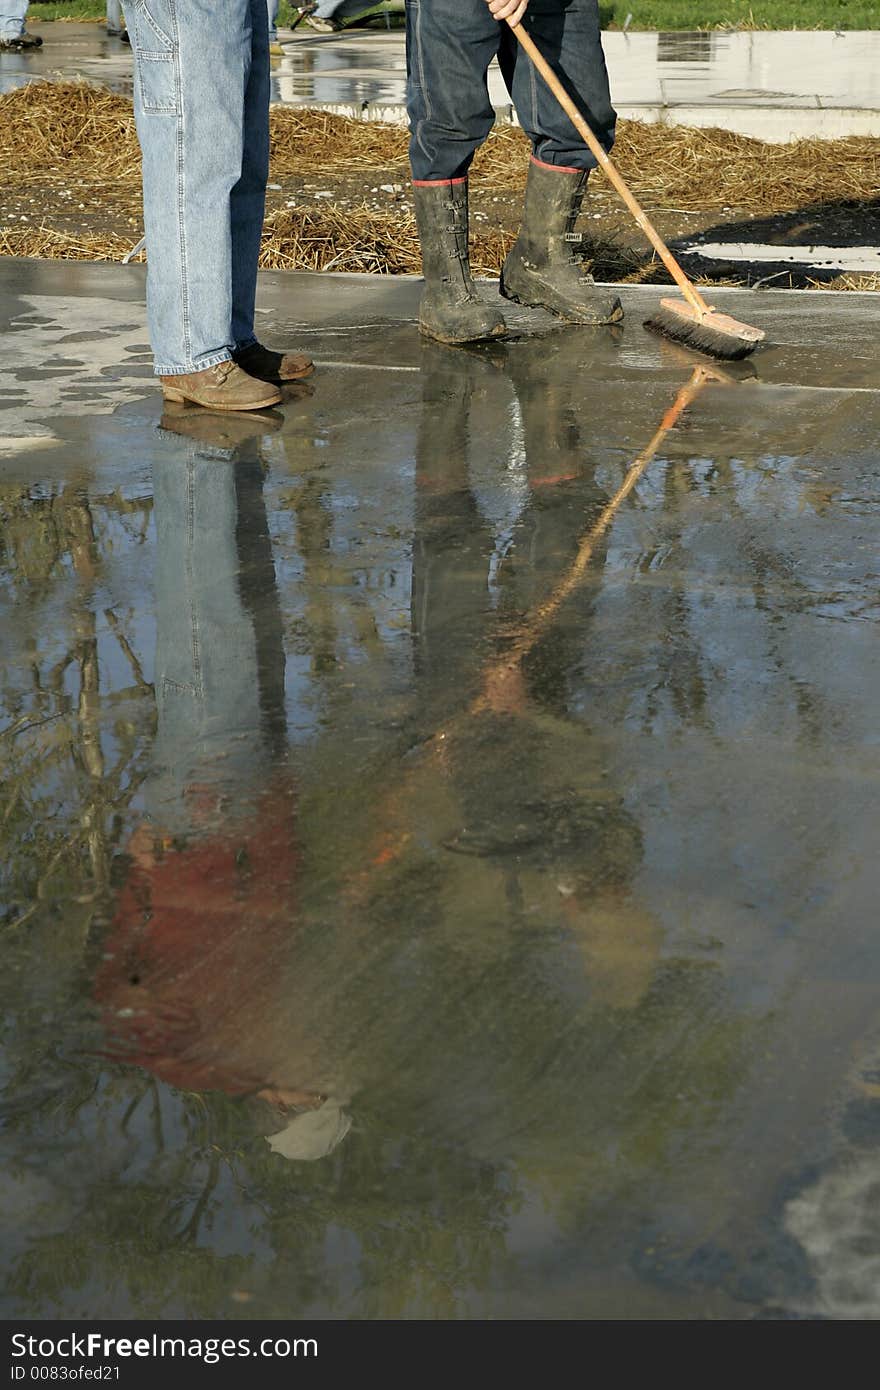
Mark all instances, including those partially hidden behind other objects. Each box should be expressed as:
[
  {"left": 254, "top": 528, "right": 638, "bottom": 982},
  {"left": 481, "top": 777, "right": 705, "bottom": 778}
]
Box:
[{"left": 507, "top": 21, "right": 766, "bottom": 361}]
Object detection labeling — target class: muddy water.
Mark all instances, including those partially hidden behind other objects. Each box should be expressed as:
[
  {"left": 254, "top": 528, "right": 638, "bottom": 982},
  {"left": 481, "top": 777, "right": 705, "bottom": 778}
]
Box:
[{"left": 1, "top": 335, "right": 879, "bottom": 1319}]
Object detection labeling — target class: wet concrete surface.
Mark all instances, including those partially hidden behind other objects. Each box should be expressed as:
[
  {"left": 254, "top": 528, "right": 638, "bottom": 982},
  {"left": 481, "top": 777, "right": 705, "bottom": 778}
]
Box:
[
  {"left": 1, "top": 258, "right": 879, "bottom": 1319},
  {"left": 5, "top": 23, "right": 880, "bottom": 138}
]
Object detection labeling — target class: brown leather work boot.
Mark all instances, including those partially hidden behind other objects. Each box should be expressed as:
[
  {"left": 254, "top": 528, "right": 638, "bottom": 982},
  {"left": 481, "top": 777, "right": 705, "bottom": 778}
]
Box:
[
  {"left": 159, "top": 361, "right": 282, "bottom": 411},
  {"left": 233, "top": 342, "right": 315, "bottom": 385}
]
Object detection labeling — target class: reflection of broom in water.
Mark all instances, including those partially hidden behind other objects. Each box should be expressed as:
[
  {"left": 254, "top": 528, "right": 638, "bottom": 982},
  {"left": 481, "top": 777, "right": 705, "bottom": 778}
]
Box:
[{"left": 363, "top": 363, "right": 734, "bottom": 874}]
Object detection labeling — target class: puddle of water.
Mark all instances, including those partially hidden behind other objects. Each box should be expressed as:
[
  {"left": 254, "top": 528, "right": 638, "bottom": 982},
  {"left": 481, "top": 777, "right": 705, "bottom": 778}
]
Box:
[
  {"left": 1, "top": 335, "right": 879, "bottom": 1319},
  {"left": 5, "top": 27, "right": 880, "bottom": 138},
  {"left": 685, "top": 242, "right": 880, "bottom": 275}
]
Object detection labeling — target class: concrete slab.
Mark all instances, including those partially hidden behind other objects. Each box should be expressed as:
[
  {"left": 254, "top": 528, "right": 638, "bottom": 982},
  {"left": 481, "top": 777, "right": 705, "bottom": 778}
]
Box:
[
  {"left": 5, "top": 23, "right": 880, "bottom": 139},
  {"left": 0, "top": 258, "right": 876, "bottom": 463},
  {"left": 1, "top": 257, "right": 879, "bottom": 1319}
]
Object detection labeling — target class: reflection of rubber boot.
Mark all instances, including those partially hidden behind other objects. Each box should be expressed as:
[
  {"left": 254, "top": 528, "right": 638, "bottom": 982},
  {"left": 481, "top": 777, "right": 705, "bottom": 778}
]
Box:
[
  {"left": 501, "top": 161, "right": 623, "bottom": 326},
  {"left": 507, "top": 339, "right": 581, "bottom": 490},
  {"left": 412, "top": 343, "right": 496, "bottom": 723},
  {"left": 413, "top": 182, "right": 507, "bottom": 347}
]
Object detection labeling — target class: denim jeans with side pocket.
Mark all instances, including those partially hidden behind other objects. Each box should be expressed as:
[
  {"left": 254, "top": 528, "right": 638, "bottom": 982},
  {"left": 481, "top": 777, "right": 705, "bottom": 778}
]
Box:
[
  {"left": 405, "top": 0, "right": 616, "bottom": 181},
  {"left": 129, "top": 0, "right": 270, "bottom": 376}
]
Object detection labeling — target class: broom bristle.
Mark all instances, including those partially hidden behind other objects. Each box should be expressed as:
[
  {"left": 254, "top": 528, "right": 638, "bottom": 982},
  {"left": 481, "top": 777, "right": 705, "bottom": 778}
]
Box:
[{"left": 644, "top": 300, "right": 765, "bottom": 361}]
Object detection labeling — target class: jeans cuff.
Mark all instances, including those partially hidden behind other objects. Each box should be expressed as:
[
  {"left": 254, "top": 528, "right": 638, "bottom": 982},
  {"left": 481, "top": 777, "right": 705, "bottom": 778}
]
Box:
[{"left": 153, "top": 350, "right": 233, "bottom": 377}]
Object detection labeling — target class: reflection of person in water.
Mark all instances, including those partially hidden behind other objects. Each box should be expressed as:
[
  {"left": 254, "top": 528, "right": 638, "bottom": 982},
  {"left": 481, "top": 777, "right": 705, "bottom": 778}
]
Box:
[
  {"left": 94, "top": 407, "right": 350, "bottom": 1163},
  {"left": 407, "top": 339, "right": 657, "bottom": 1010},
  {"left": 97, "top": 347, "right": 660, "bottom": 1177},
  {"left": 302, "top": 338, "right": 663, "bottom": 1161}
]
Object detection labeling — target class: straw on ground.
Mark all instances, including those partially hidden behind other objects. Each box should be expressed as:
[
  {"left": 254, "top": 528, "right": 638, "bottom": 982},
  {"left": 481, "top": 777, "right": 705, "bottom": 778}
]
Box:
[{"left": 1, "top": 81, "right": 877, "bottom": 289}]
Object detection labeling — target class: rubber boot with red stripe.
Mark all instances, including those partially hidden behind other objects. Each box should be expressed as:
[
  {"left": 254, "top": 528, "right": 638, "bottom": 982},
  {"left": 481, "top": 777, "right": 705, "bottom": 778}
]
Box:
[
  {"left": 412, "top": 180, "right": 507, "bottom": 346},
  {"left": 500, "top": 160, "right": 623, "bottom": 326}
]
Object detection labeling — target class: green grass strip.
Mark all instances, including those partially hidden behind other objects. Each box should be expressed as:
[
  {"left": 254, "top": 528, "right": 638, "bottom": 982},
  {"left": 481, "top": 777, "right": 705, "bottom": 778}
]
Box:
[{"left": 24, "top": 1, "right": 880, "bottom": 29}]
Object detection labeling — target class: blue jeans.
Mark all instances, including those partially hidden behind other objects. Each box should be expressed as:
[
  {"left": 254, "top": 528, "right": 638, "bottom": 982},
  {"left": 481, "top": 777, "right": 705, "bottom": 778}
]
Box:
[
  {"left": 267, "top": 0, "right": 278, "bottom": 39},
  {"left": 0, "top": 2, "right": 28, "bottom": 39},
  {"left": 106, "top": 0, "right": 125, "bottom": 31},
  {"left": 129, "top": 0, "right": 270, "bottom": 376},
  {"left": 405, "top": 0, "right": 615, "bottom": 181}
]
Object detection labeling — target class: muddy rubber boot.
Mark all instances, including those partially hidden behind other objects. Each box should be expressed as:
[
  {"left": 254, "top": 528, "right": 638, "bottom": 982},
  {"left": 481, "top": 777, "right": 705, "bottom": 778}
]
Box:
[
  {"left": 413, "top": 181, "right": 507, "bottom": 346},
  {"left": 500, "top": 162, "right": 623, "bottom": 326}
]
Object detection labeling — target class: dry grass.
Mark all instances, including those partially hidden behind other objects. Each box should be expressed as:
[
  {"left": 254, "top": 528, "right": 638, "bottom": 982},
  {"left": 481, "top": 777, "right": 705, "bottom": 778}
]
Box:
[
  {"left": 612, "top": 121, "right": 879, "bottom": 213},
  {"left": 816, "top": 272, "right": 880, "bottom": 291},
  {"left": 0, "top": 208, "right": 514, "bottom": 277},
  {"left": 268, "top": 105, "right": 409, "bottom": 175},
  {"left": 0, "top": 224, "right": 136, "bottom": 261},
  {"left": 262, "top": 204, "right": 420, "bottom": 274},
  {"left": 260, "top": 204, "right": 514, "bottom": 276},
  {"left": 0, "top": 80, "right": 141, "bottom": 179},
  {"left": 4, "top": 79, "right": 879, "bottom": 210},
  {"left": 2, "top": 80, "right": 878, "bottom": 280}
]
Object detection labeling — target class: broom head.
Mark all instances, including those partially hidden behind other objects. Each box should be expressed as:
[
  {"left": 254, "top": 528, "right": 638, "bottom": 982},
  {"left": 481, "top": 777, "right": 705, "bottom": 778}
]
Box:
[{"left": 644, "top": 297, "right": 766, "bottom": 361}]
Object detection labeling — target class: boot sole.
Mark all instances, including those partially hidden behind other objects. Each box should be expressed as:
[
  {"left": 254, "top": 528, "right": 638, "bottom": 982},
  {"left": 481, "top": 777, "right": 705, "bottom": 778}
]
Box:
[
  {"left": 161, "top": 386, "right": 282, "bottom": 411},
  {"left": 265, "top": 362, "right": 315, "bottom": 385},
  {"left": 418, "top": 319, "right": 508, "bottom": 347},
  {"left": 499, "top": 275, "right": 624, "bottom": 327},
  {"left": 280, "top": 362, "right": 315, "bottom": 382}
]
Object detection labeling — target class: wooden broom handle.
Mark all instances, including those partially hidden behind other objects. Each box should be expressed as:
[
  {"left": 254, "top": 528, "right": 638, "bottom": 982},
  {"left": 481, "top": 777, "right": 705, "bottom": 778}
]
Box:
[{"left": 508, "top": 21, "right": 711, "bottom": 316}]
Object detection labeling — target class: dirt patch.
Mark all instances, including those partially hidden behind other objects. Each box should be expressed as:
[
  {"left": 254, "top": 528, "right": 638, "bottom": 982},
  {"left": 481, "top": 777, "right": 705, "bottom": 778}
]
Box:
[{"left": 1, "top": 80, "right": 878, "bottom": 289}]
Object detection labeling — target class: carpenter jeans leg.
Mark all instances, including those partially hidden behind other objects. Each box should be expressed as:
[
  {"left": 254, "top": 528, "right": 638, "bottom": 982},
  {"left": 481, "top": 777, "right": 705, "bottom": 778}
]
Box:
[
  {"left": 499, "top": 0, "right": 616, "bottom": 170},
  {"left": 0, "top": 2, "right": 29, "bottom": 39},
  {"left": 130, "top": 0, "right": 270, "bottom": 376}
]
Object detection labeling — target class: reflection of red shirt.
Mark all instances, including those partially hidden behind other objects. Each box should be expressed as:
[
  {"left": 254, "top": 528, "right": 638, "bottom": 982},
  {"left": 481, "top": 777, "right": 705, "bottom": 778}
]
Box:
[{"left": 94, "top": 784, "right": 298, "bottom": 1095}]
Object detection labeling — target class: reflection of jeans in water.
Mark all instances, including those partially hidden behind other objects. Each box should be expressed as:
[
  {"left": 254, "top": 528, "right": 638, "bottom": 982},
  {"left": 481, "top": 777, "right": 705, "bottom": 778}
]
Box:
[
  {"left": 0, "top": 2, "right": 28, "bottom": 39},
  {"left": 149, "top": 449, "right": 269, "bottom": 831},
  {"left": 129, "top": 0, "right": 270, "bottom": 375},
  {"left": 405, "top": 0, "right": 615, "bottom": 180}
]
